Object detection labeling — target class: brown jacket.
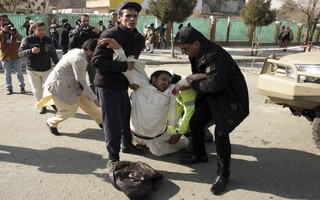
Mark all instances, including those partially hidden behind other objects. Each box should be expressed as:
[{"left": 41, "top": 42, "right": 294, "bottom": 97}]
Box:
[
  {"left": 145, "top": 28, "right": 155, "bottom": 43},
  {"left": 0, "top": 30, "right": 22, "bottom": 60}
]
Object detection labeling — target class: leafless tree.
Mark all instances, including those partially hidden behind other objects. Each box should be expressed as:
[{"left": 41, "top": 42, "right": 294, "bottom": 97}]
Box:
[
  {"left": 1, "top": 0, "right": 23, "bottom": 13},
  {"left": 56, "top": 0, "right": 70, "bottom": 13},
  {"left": 278, "top": 0, "right": 306, "bottom": 23},
  {"left": 296, "top": 0, "right": 320, "bottom": 50},
  {"left": 1, "top": 0, "right": 49, "bottom": 13}
]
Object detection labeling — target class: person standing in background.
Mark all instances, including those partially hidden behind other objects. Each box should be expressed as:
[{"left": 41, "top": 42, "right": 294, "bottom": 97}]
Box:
[
  {"left": 0, "top": 14, "right": 26, "bottom": 95},
  {"left": 21, "top": 17, "right": 31, "bottom": 36},
  {"left": 145, "top": 25, "right": 155, "bottom": 53},
  {"left": 18, "top": 22, "right": 59, "bottom": 114},
  {"left": 69, "top": 14, "right": 100, "bottom": 92},
  {"left": 98, "top": 21, "right": 107, "bottom": 32}
]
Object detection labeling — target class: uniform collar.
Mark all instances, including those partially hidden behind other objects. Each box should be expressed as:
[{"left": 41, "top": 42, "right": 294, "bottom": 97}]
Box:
[
  {"left": 119, "top": 23, "right": 138, "bottom": 35},
  {"left": 195, "top": 39, "right": 209, "bottom": 66}
]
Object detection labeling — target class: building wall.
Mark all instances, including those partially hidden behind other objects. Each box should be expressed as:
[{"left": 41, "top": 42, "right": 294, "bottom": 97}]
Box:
[{"left": 86, "top": 0, "right": 144, "bottom": 14}]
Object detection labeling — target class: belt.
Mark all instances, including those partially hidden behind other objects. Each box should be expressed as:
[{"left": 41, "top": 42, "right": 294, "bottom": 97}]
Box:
[{"left": 132, "top": 127, "right": 167, "bottom": 140}]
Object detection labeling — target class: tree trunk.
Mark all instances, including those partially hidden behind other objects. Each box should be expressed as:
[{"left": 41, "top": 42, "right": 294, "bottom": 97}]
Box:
[
  {"left": 256, "top": 27, "right": 262, "bottom": 55},
  {"left": 250, "top": 26, "right": 256, "bottom": 56}
]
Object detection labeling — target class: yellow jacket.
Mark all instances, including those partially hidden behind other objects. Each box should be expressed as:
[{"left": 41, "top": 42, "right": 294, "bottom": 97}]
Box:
[
  {"left": 170, "top": 88, "right": 197, "bottom": 135},
  {"left": 0, "top": 29, "right": 22, "bottom": 60}
]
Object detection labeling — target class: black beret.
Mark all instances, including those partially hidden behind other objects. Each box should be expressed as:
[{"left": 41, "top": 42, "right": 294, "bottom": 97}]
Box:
[{"left": 116, "top": 2, "right": 142, "bottom": 15}]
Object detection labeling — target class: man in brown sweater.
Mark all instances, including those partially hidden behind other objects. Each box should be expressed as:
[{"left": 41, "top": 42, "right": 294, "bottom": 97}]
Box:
[{"left": 0, "top": 14, "right": 25, "bottom": 95}]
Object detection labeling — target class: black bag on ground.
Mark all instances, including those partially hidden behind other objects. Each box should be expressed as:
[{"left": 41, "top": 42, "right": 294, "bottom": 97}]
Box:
[{"left": 109, "top": 161, "right": 163, "bottom": 199}]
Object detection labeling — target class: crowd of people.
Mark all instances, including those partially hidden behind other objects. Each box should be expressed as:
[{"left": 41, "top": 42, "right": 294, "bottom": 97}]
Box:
[{"left": 0, "top": 1, "right": 250, "bottom": 196}]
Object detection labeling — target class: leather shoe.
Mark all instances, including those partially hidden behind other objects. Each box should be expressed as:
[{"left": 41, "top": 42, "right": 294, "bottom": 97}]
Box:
[
  {"left": 179, "top": 155, "right": 208, "bottom": 164},
  {"left": 39, "top": 107, "right": 47, "bottom": 114},
  {"left": 107, "top": 159, "right": 117, "bottom": 170},
  {"left": 99, "top": 123, "right": 103, "bottom": 129},
  {"left": 20, "top": 88, "right": 27, "bottom": 94},
  {"left": 51, "top": 105, "right": 58, "bottom": 111},
  {"left": 6, "top": 89, "right": 13, "bottom": 95},
  {"left": 46, "top": 123, "right": 61, "bottom": 136},
  {"left": 210, "top": 176, "right": 229, "bottom": 195},
  {"left": 121, "top": 141, "right": 144, "bottom": 155}
]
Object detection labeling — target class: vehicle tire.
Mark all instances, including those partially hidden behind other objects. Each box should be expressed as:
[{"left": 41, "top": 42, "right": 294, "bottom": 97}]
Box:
[{"left": 312, "top": 113, "right": 320, "bottom": 149}]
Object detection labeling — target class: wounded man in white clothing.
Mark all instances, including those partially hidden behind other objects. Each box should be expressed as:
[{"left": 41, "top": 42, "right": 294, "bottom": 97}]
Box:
[{"left": 101, "top": 37, "right": 190, "bottom": 156}]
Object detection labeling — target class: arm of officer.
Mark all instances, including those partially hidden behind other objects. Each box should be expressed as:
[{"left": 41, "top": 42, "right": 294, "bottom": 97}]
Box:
[
  {"left": 91, "top": 32, "right": 129, "bottom": 73},
  {"left": 191, "top": 54, "right": 228, "bottom": 94}
]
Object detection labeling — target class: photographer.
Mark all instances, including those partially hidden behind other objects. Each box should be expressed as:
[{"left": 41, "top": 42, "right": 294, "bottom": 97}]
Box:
[
  {"left": 0, "top": 15, "right": 25, "bottom": 95},
  {"left": 21, "top": 17, "right": 31, "bottom": 36},
  {"left": 69, "top": 14, "right": 100, "bottom": 92},
  {"left": 69, "top": 15, "right": 100, "bottom": 49},
  {"left": 19, "top": 21, "right": 59, "bottom": 114}
]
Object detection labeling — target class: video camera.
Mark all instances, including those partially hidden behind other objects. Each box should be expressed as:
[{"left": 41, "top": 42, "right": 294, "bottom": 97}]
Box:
[
  {"left": 2, "top": 23, "right": 16, "bottom": 33},
  {"left": 8, "top": 24, "right": 16, "bottom": 31},
  {"left": 49, "top": 24, "right": 57, "bottom": 34},
  {"left": 75, "top": 19, "right": 94, "bottom": 40}
]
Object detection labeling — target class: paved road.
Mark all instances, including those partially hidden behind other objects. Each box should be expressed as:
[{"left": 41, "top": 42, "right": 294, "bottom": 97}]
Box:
[{"left": 1, "top": 48, "right": 320, "bottom": 200}]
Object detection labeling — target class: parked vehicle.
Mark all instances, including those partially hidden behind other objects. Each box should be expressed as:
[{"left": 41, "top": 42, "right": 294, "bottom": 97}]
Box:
[{"left": 258, "top": 51, "right": 320, "bottom": 149}]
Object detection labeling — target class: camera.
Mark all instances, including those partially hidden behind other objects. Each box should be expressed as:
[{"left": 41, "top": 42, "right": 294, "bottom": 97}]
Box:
[
  {"left": 35, "top": 44, "right": 40, "bottom": 48},
  {"left": 8, "top": 23, "right": 16, "bottom": 33},
  {"left": 74, "top": 19, "right": 94, "bottom": 40},
  {"left": 49, "top": 24, "right": 57, "bottom": 34},
  {"left": 79, "top": 25, "right": 93, "bottom": 40}
]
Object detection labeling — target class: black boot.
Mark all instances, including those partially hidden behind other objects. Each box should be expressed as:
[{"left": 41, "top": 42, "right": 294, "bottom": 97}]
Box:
[
  {"left": 210, "top": 176, "right": 228, "bottom": 195},
  {"left": 107, "top": 154, "right": 119, "bottom": 169}
]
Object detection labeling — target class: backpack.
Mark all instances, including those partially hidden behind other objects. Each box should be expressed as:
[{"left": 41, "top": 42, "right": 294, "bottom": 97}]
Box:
[{"left": 109, "top": 161, "right": 163, "bottom": 199}]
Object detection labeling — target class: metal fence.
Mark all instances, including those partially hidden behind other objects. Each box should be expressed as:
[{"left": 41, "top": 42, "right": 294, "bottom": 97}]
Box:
[{"left": 2, "top": 13, "right": 318, "bottom": 43}]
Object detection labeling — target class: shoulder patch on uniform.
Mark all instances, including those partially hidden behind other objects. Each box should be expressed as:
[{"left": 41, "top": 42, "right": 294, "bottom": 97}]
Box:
[{"left": 206, "top": 66, "right": 211, "bottom": 73}]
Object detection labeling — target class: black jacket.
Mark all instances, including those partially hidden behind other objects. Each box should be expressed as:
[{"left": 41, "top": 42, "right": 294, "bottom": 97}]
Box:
[
  {"left": 69, "top": 25, "right": 99, "bottom": 49},
  {"left": 190, "top": 39, "right": 249, "bottom": 135},
  {"left": 18, "top": 34, "right": 59, "bottom": 72},
  {"left": 57, "top": 27, "right": 69, "bottom": 49},
  {"left": 92, "top": 24, "right": 145, "bottom": 89}
]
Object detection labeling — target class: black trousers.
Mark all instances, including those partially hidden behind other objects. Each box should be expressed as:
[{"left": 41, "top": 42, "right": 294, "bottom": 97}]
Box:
[
  {"left": 61, "top": 45, "right": 68, "bottom": 55},
  {"left": 157, "top": 36, "right": 167, "bottom": 49},
  {"left": 189, "top": 99, "right": 231, "bottom": 177},
  {"left": 96, "top": 87, "right": 132, "bottom": 159}
]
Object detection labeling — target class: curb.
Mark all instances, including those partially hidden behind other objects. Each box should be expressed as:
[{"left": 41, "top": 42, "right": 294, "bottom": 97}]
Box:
[{"left": 141, "top": 57, "right": 265, "bottom": 65}]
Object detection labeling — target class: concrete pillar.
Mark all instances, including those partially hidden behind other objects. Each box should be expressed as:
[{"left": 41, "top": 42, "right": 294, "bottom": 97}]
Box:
[
  {"left": 296, "top": 23, "right": 303, "bottom": 43},
  {"left": 274, "top": 21, "right": 281, "bottom": 43},
  {"left": 112, "top": 12, "right": 117, "bottom": 25},
  {"left": 209, "top": 15, "right": 216, "bottom": 41},
  {"left": 226, "top": 16, "right": 231, "bottom": 43},
  {"left": 166, "top": 22, "right": 172, "bottom": 48},
  {"left": 315, "top": 24, "right": 320, "bottom": 42},
  {"left": 247, "top": 24, "right": 254, "bottom": 44}
]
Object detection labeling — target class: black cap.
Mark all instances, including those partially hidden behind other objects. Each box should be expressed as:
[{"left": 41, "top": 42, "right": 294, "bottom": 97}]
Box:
[{"left": 116, "top": 2, "right": 142, "bottom": 15}]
